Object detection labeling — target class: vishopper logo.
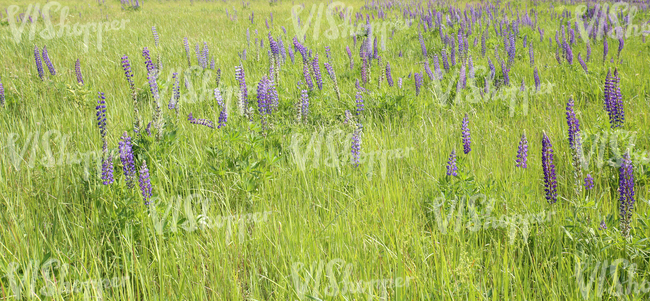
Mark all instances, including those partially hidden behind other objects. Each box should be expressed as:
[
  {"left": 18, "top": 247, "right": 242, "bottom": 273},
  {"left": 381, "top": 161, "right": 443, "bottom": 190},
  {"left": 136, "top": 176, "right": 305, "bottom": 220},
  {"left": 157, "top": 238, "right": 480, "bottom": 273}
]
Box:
[
  {"left": 289, "top": 128, "right": 414, "bottom": 180},
  {"left": 578, "top": 128, "right": 649, "bottom": 171},
  {"left": 0, "top": 130, "right": 103, "bottom": 180},
  {"left": 428, "top": 194, "right": 555, "bottom": 245},
  {"left": 575, "top": 257, "right": 650, "bottom": 299},
  {"left": 574, "top": 2, "right": 650, "bottom": 43},
  {"left": 430, "top": 64, "right": 554, "bottom": 117},
  {"left": 289, "top": 1, "right": 411, "bottom": 47},
  {"left": 290, "top": 259, "right": 413, "bottom": 299},
  {"left": 156, "top": 66, "right": 236, "bottom": 107},
  {"left": 6, "top": 2, "right": 130, "bottom": 52},
  {"left": 3, "top": 259, "right": 129, "bottom": 298},
  {"left": 147, "top": 193, "right": 273, "bottom": 243}
]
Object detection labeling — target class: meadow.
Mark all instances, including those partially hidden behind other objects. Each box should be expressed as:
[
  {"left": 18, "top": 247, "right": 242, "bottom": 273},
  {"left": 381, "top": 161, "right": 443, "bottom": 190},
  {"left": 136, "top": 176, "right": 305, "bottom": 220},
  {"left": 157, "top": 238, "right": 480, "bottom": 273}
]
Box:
[{"left": 0, "top": 0, "right": 649, "bottom": 299}]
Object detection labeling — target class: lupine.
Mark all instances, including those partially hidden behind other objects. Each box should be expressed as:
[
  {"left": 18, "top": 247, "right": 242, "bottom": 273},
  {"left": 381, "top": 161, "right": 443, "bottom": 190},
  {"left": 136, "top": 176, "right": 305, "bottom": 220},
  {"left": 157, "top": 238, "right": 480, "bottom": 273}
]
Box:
[
  {"left": 235, "top": 64, "right": 248, "bottom": 115},
  {"left": 344, "top": 46, "right": 352, "bottom": 69},
  {"left": 565, "top": 42, "right": 573, "bottom": 65},
  {"left": 501, "top": 62, "right": 510, "bottom": 86},
  {"left": 187, "top": 112, "right": 215, "bottom": 129},
  {"left": 119, "top": 132, "right": 137, "bottom": 189},
  {"left": 432, "top": 55, "right": 442, "bottom": 80},
  {"left": 419, "top": 31, "right": 427, "bottom": 57},
  {"left": 516, "top": 133, "right": 528, "bottom": 168},
  {"left": 169, "top": 73, "right": 180, "bottom": 110},
  {"left": 599, "top": 220, "right": 607, "bottom": 230},
  {"left": 355, "top": 90, "right": 364, "bottom": 116},
  {"left": 312, "top": 54, "right": 323, "bottom": 90},
  {"left": 414, "top": 72, "right": 423, "bottom": 96},
  {"left": 529, "top": 43, "right": 534, "bottom": 67},
  {"left": 152, "top": 26, "right": 159, "bottom": 46},
  {"left": 446, "top": 150, "right": 458, "bottom": 176},
  {"left": 34, "top": 46, "right": 44, "bottom": 80},
  {"left": 468, "top": 56, "right": 475, "bottom": 79},
  {"left": 351, "top": 124, "right": 362, "bottom": 167},
  {"left": 586, "top": 42, "right": 592, "bottom": 62},
  {"left": 361, "top": 54, "right": 368, "bottom": 85},
  {"left": 96, "top": 92, "right": 107, "bottom": 138},
  {"left": 604, "top": 69, "right": 624, "bottom": 128},
  {"left": 617, "top": 37, "right": 624, "bottom": 57},
  {"left": 302, "top": 61, "right": 314, "bottom": 90},
  {"left": 578, "top": 53, "right": 587, "bottom": 73},
  {"left": 0, "top": 77, "right": 4, "bottom": 107},
  {"left": 584, "top": 174, "right": 594, "bottom": 190},
  {"left": 343, "top": 110, "right": 352, "bottom": 125},
  {"left": 603, "top": 38, "right": 608, "bottom": 62},
  {"left": 441, "top": 49, "right": 450, "bottom": 71},
  {"left": 488, "top": 58, "right": 495, "bottom": 79},
  {"left": 138, "top": 160, "right": 153, "bottom": 204},
  {"left": 42, "top": 46, "right": 56, "bottom": 76},
  {"left": 101, "top": 154, "right": 114, "bottom": 185},
  {"left": 542, "top": 132, "right": 558, "bottom": 204},
  {"left": 386, "top": 62, "right": 394, "bottom": 87},
  {"left": 450, "top": 41, "right": 456, "bottom": 66},
  {"left": 300, "top": 87, "right": 309, "bottom": 122},
  {"left": 424, "top": 60, "right": 434, "bottom": 80},
  {"left": 534, "top": 67, "right": 540, "bottom": 91},
  {"left": 619, "top": 152, "right": 635, "bottom": 237},
  {"left": 184, "top": 37, "right": 191, "bottom": 66},
  {"left": 462, "top": 114, "right": 471, "bottom": 154},
  {"left": 456, "top": 63, "right": 466, "bottom": 93}
]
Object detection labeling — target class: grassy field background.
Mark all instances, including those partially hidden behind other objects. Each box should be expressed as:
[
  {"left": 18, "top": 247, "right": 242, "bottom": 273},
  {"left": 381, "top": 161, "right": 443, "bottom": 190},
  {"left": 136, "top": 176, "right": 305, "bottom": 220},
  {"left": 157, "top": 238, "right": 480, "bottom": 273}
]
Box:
[{"left": 0, "top": 0, "right": 649, "bottom": 299}]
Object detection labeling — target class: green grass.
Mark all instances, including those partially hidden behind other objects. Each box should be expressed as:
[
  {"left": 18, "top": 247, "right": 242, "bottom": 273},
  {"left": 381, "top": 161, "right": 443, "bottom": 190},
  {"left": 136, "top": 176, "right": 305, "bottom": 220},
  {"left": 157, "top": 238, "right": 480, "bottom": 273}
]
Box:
[{"left": 0, "top": 0, "right": 649, "bottom": 300}]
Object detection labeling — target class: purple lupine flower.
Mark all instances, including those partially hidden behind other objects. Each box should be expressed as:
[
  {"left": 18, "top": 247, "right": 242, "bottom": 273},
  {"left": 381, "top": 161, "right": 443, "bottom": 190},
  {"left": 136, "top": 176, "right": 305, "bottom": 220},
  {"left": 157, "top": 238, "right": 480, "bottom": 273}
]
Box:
[
  {"left": 529, "top": 43, "right": 534, "bottom": 67},
  {"left": 278, "top": 36, "right": 287, "bottom": 62},
  {"left": 542, "top": 132, "right": 558, "bottom": 204},
  {"left": 101, "top": 153, "right": 114, "bottom": 185},
  {"left": 195, "top": 43, "right": 201, "bottom": 66},
  {"left": 235, "top": 64, "right": 248, "bottom": 113},
  {"left": 565, "top": 42, "right": 573, "bottom": 65},
  {"left": 414, "top": 72, "right": 423, "bottom": 96},
  {"left": 201, "top": 42, "right": 209, "bottom": 69},
  {"left": 584, "top": 174, "right": 594, "bottom": 190},
  {"left": 187, "top": 112, "right": 215, "bottom": 129},
  {"left": 419, "top": 31, "right": 427, "bottom": 57},
  {"left": 534, "top": 67, "right": 540, "bottom": 91},
  {"left": 34, "top": 46, "right": 44, "bottom": 80},
  {"left": 343, "top": 110, "right": 352, "bottom": 125},
  {"left": 555, "top": 45, "right": 561, "bottom": 65},
  {"left": 143, "top": 51, "right": 159, "bottom": 100},
  {"left": 516, "top": 133, "right": 528, "bottom": 168},
  {"left": 520, "top": 79, "right": 526, "bottom": 92},
  {"left": 617, "top": 38, "right": 624, "bottom": 57},
  {"left": 468, "top": 56, "right": 475, "bottom": 79},
  {"left": 462, "top": 114, "right": 471, "bottom": 154},
  {"left": 168, "top": 73, "right": 179, "bottom": 110},
  {"left": 603, "top": 38, "right": 608, "bottom": 62},
  {"left": 355, "top": 90, "right": 364, "bottom": 116},
  {"left": 450, "top": 41, "right": 456, "bottom": 66},
  {"left": 501, "top": 62, "right": 510, "bottom": 86},
  {"left": 42, "top": 46, "right": 56, "bottom": 76},
  {"left": 96, "top": 92, "right": 107, "bottom": 138},
  {"left": 268, "top": 32, "right": 279, "bottom": 57},
  {"left": 433, "top": 54, "right": 442, "bottom": 80},
  {"left": 184, "top": 37, "right": 191, "bottom": 66},
  {"left": 566, "top": 97, "right": 580, "bottom": 149},
  {"left": 346, "top": 46, "right": 353, "bottom": 69},
  {"left": 488, "top": 58, "right": 495, "bottom": 79},
  {"left": 121, "top": 55, "right": 135, "bottom": 94},
  {"left": 256, "top": 76, "right": 270, "bottom": 116},
  {"left": 218, "top": 107, "right": 227, "bottom": 128},
  {"left": 361, "top": 54, "right": 368, "bottom": 85},
  {"left": 456, "top": 63, "right": 466, "bottom": 93},
  {"left": 446, "top": 150, "right": 458, "bottom": 177},
  {"left": 578, "top": 53, "right": 587, "bottom": 73},
  {"left": 586, "top": 42, "right": 592, "bottom": 62},
  {"left": 0, "top": 77, "right": 4, "bottom": 107},
  {"left": 119, "top": 132, "right": 136, "bottom": 189},
  {"left": 386, "top": 61, "right": 394, "bottom": 87},
  {"left": 146, "top": 121, "right": 152, "bottom": 136},
  {"left": 599, "top": 220, "right": 607, "bottom": 230},
  {"left": 300, "top": 88, "right": 309, "bottom": 122},
  {"left": 351, "top": 124, "right": 362, "bottom": 167},
  {"left": 619, "top": 151, "right": 635, "bottom": 237},
  {"left": 152, "top": 26, "right": 159, "bottom": 47},
  {"left": 312, "top": 54, "right": 323, "bottom": 90},
  {"left": 441, "top": 49, "right": 450, "bottom": 71},
  {"left": 424, "top": 60, "right": 434, "bottom": 80},
  {"left": 138, "top": 160, "right": 153, "bottom": 204},
  {"left": 604, "top": 69, "right": 624, "bottom": 128},
  {"left": 302, "top": 61, "right": 313, "bottom": 90}
]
